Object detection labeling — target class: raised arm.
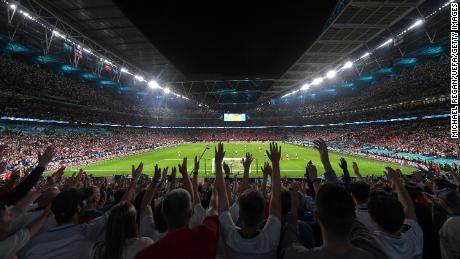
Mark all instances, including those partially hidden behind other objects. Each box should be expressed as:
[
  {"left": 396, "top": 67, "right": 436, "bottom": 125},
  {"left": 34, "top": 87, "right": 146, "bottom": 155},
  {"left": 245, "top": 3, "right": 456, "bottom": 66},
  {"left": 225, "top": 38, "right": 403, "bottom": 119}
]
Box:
[
  {"left": 339, "top": 158, "right": 351, "bottom": 189},
  {"left": 120, "top": 162, "right": 143, "bottom": 203},
  {"left": 267, "top": 142, "right": 281, "bottom": 220},
  {"left": 307, "top": 162, "right": 320, "bottom": 197},
  {"left": 140, "top": 164, "right": 164, "bottom": 218},
  {"left": 223, "top": 162, "right": 234, "bottom": 204},
  {"left": 192, "top": 156, "right": 201, "bottom": 205},
  {"left": 215, "top": 143, "right": 229, "bottom": 213},
  {"left": 2, "top": 146, "right": 56, "bottom": 205},
  {"left": 241, "top": 152, "right": 253, "bottom": 193},
  {"left": 169, "top": 166, "right": 177, "bottom": 192},
  {"left": 178, "top": 157, "right": 194, "bottom": 202},
  {"left": 352, "top": 161, "right": 364, "bottom": 180},
  {"left": 385, "top": 167, "right": 417, "bottom": 220},
  {"left": 11, "top": 189, "right": 42, "bottom": 217},
  {"left": 260, "top": 162, "right": 272, "bottom": 199},
  {"left": 313, "top": 139, "right": 337, "bottom": 182}
]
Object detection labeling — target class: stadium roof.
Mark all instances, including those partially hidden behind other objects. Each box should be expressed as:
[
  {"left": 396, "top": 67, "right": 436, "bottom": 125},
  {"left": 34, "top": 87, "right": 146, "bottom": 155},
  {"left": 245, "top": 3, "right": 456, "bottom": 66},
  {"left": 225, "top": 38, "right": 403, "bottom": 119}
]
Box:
[
  {"left": 23, "top": 0, "right": 185, "bottom": 83},
  {"left": 257, "top": 0, "right": 426, "bottom": 103}
]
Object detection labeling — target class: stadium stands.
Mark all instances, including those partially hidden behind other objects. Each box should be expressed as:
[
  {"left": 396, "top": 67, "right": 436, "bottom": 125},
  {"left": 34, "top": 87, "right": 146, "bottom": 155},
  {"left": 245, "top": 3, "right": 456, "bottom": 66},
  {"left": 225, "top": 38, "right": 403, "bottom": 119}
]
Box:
[{"left": 0, "top": 0, "right": 459, "bottom": 259}]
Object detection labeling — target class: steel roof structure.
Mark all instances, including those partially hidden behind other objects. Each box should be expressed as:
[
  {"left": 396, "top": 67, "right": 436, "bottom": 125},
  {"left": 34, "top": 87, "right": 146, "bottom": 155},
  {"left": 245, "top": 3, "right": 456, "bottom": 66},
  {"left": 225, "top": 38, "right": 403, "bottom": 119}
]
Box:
[
  {"left": 19, "top": 0, "right": 184, "bottom": 83},
  {"left": 2, "top": 0, "right": 448, "bottom": 111},
  {"left": 257, "top": 0, "right": 427, "bottom": 103}
]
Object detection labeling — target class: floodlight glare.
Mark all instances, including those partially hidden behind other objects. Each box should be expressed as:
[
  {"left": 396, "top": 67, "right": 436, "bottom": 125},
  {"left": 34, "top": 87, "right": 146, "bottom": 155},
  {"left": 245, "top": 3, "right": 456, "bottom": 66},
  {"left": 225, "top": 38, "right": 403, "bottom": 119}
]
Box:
[
  {"left": 134, "top": 75, "right": 144, "bottom": 81},
  {"left": 360, "top": 52, "right": 371, "bottom": 59},
  {"left": 343, "top": 61, "right": 353, "bottom": 69},
  {"left": 148, "top": 80, "right": 160, "bottom": 89},
  {"left": 163, "top": 87, "right": 170, "bottom": 94},
  {"left": 312, "top": 77, "right": 323, "bottom": 85},
  {"left": 301, "top": 84, "right": 310, "bottom": 90},
  {"left": 10, "top": 4, "right": 16, "bottom": 9},
  {"left": 326, "top": 70, "right": 336, "bottom": 78},
  {"left": 120, "top": 68, "right": 128, "bottom": 73}
]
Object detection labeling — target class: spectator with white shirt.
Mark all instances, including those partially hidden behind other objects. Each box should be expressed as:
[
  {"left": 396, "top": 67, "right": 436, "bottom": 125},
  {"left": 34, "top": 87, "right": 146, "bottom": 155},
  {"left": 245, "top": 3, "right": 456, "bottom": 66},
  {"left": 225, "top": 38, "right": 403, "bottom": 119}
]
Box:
[
  {"left": 368, "top": 167, "right": 424, "bottom": 259},
  {"left": 216, "top": 142, "right": 282, "bottom": 259},
  {"left": 436, "top": 189, "right": 460, "bottom": 259},
  {"left": 21, "top": 162, "right": 144, "bottom": 259},
  {"left": 350, "top": 181, "right": 372, "bottom": 229}
]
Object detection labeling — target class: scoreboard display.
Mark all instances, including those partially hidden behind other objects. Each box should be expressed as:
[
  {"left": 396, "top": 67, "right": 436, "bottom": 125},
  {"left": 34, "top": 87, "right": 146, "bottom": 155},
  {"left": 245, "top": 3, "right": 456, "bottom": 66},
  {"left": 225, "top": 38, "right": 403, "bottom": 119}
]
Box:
[{"left": 223, "top": 113, "right": 247, "bottom": 122}]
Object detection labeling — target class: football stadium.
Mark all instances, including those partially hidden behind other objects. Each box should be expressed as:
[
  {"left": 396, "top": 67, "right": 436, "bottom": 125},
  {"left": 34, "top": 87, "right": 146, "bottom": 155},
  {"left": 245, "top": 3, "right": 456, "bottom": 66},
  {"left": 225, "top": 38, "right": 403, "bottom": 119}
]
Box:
[{"left": 0, "top": 0, "right": 459, "bottom": 259}]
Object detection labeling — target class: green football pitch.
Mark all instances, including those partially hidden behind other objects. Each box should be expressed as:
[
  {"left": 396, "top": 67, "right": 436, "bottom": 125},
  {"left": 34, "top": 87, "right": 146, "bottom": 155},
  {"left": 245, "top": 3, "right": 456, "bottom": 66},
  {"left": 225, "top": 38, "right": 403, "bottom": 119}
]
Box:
[{"left": 63, "top": 142, "right": 415, "bottom": 178}]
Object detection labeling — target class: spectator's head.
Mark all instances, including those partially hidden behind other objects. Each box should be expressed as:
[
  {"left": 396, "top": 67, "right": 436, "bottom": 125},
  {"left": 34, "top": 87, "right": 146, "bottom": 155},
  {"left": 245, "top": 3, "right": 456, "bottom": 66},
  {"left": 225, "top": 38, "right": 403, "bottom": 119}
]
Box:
[
  {"left": 437, "top": 189, "right": 460, "bottom": 214},
  {"left": 83, "top": 186, "right": 100, "bottom": 210},
  {"left": 315, "top": 184, "right": 355, "bottom": 238},
  {"left": 104, "top": 202, "right": 138, "bottom": 259},
  {"left": 368, "top": 193, "right": 404, "bottom": 234},
  {"left": 350, "top": 181, "right": 370, "bottom": 204},
  {"left": 162, "top": 189, "right": 192, "bottom": 230},
  {"left": 37, "top": 187, "right": 60, "bottom": 208},
  {"left": 238, "top": 189, "right": 266, "bottom": 229},
  {"left": 51, "top": 189, "right": 85, "bottom": 224},
  {"left": 154, "top": 199, "right": 168, "bottom": 233},
  {"left": 433, "top": 178, "right": 456, "bottom": 191},
  {"left": 281, "top": 187, "right": 298, "bottom": 215}
]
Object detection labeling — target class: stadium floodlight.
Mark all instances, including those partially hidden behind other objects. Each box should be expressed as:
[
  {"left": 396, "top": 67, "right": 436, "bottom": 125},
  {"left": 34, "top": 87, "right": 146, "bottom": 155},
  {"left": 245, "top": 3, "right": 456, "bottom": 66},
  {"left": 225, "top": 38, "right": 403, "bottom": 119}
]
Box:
[
  {"left": 408, "top": 19, "right": 424, "bottom": 30},
  {"left": 134, "top": 75, "right": 144, "bottom": 81},
  {"left": 120, "top": 67, "right": 128, "bottom": 73},
  {"left": 301, "top": 84, "right": 310, "bottom": 90},
  {"left": 326, "top": 70, "right": 336, "bottom": 78},
  {"left": 360, "top": 52, "right": 371, "bottom": 59},
  {"left": 311, "top": 77, "right": 323, "bottom": 85},
  {"left": 377, "top": 38, "right": 393, "bottom": 49},
  {"left": 10, "top": 4, "right": 16, "bottom": 9},
  {"left": 343, "top": 61, "right": 353, "bottom": 69},
  {"left": 148, "top": 80, "right": 160, "bottom": 89},
  {"left": 163, "top": 87, "right": 170, "bottom": 94}
]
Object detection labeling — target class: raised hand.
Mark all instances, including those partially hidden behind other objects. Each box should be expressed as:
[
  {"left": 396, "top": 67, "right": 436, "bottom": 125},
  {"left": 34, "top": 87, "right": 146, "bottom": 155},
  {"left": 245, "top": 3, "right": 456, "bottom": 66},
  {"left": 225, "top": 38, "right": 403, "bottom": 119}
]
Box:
[
  {"left": 131, "top": 162, "right": 143, "bottom": 180},
  {"left": 153, "top": 164, "right": 161, "bottom": 182},
  {"left": 162, "top": 167, "right": 169, "bottom": 180},
  {"left": 193, "top": 155, "right": 200, "bottom": 174},
  {"left": 215, "top": 143, "right": 225, "bottom": 164},
  {"left": 178, "top": 157, "right": 188, "bottom": 176},
  {"left": 339, "top": 157, "right": 347, "bottom": 170},
  {"left": 261, "top": 162, "right": 272, "bottom": 178},
  {"left": 313, "top": 138, "right": 329, "bottom": 162},
  {"left": 242, "top": 152, "right": 253, "bottom": 169},
  {"left": 266, "top": 142, "right": 281, "bottom": 163},
  {"left": 223, "top": 162, "right": 231, "bottom": 177},
  {"left": 37, "top": 146, "right": 56, "bottom": 168},
  {"left": 50, "top": 166, "right": 66, "bottom": 184},
  {"left": 307, "top": 163, "right": 318, "bottom": 179},
  {"left": 384, "top": 167, "right": 401, "bottom": 185}
]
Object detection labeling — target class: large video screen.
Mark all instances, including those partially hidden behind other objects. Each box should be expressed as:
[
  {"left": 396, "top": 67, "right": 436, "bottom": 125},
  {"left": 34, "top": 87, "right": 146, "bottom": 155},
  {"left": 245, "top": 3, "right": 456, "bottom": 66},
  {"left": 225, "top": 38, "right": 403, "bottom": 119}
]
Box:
[{"left": 223, "top": 113, "right": 247, "bottom": 122}]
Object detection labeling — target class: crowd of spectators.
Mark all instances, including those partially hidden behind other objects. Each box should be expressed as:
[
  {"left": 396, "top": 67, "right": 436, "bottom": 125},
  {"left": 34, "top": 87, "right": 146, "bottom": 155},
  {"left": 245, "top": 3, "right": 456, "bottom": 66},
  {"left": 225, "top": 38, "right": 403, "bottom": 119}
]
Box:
[
  {"left": 0, "top": 118, "right": 456, "bottom": 174},
  {"left": 251, "top": 58, "right": 449, "bottom": 119},
  {"left": 0, "top": 55, "right": 450, "bottom": 128},
  {"left": 0, "top": 139, "right": 459, "bottom": 259}
]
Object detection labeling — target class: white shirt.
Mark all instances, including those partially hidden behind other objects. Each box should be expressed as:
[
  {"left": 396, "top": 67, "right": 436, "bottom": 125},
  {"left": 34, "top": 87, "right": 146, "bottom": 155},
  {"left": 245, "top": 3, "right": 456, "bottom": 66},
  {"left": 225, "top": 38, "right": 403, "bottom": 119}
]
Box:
[
  {"left": 139, "top": 215, "right": 166, "bottom": 242},
  {"left": 0, "top": 228, "right": 30, "bottom": 259},
  {"left": 373, "top": 219, "right": 423, "bottom": 259},
  {"left": 219, "top": 210, "right": 281, "bottom": 259},
  {"left": 20, "top": 213, "right": 108, "bottom": 259},
  {"left": 439, "top": 215, "right": 460, "bottom": 259},
  {"left": 355, "top": 204, "right": 372, "bottom": 230},
  {"left": 122, "top": 237, "right": 153, "bottom": 259},
  {"left": 189, "top": 204, "right": 206, "bottom": 228}
]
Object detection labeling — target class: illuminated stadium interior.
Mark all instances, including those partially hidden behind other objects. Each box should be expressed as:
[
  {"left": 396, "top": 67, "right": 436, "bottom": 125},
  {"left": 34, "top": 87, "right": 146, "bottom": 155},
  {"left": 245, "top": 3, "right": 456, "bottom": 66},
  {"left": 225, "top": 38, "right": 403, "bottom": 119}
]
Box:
[{"left": 0, "top": 1, "right": 458, "bottom": 258}]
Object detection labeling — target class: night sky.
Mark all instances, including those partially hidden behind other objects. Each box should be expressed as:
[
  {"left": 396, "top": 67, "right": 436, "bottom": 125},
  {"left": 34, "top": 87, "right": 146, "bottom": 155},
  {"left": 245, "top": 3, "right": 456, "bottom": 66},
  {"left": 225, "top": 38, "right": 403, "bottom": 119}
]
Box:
[{"left": 115, "top": 1, "right": 338, "bottom": 78}]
